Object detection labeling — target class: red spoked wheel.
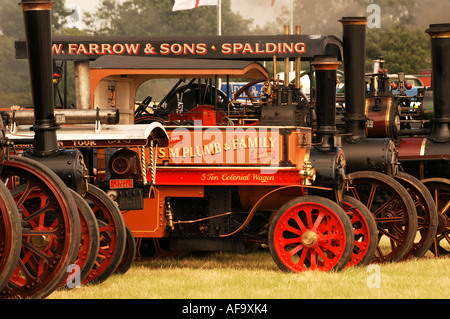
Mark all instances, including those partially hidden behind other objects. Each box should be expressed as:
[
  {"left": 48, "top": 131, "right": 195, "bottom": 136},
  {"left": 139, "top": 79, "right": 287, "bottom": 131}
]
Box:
[
  {"left": 341, "top": 195, "right": 378, "bottom": 268},
  {"left": 346, "top": 171, "right": 418, "bottom": 263},
  {"left": 0, "top": 156, "right": 81, "bottom": 299},
  {"left": 0, "top": 182, "right": 22, "bottom": 293},
  {"left": 82, "top": 184, "right": 126, "bottom": 284},
  {"left": 269, "top": 196, "right": 354, "bottom": 272},
  {"left": 394, "top": 172, "right": 438, "bottom": 259},
  {"left": 63, "top": 189, "right": 100, "bottom": 287},
  {"left": 421, "top": 178, "right": 450, "bottom": 257}
]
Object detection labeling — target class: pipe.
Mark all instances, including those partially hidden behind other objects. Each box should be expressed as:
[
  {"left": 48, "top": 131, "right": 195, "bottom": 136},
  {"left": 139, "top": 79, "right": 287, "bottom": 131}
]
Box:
[
  {"left": 339, "top": 17, "right": 368, "bottom": 143},
  {"left": 20, "top": 0, "right": 59, "bottom": 156},
  {"left": 2, "top": 109, "right": 120, "bottom": 126},
  {"left": 295, "top": 26, "right": 302, "bottom": 89},
  {"left": 425, "top": 23, "right": 450, "bottom": 143},
  {"left": 74, "top": 61, "right": 92, "bottom": 110},
  {"left": 284, "top": 25, "right": 290, "bottom": 87}
]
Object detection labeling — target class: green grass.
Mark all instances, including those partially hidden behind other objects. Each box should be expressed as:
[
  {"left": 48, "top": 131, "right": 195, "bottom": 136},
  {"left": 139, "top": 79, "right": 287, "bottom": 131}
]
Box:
[{"left": 48, "top": 250, "right": 450, "bottom": 299}]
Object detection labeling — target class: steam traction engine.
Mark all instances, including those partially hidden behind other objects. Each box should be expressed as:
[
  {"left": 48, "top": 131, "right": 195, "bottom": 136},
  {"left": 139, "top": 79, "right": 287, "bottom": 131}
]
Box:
[
  {"left": 0, "top": 0, "right": 84, "bottom": 299},
  {"left": 337, "top": 17, "right": 425, "bottom": 262},
  {"left": 81, "top": 35, "right": 381, "bottom": 271},
  {"left": 1, "top": 0, "right": 169, "bottom": 298},
  {"left": 97, "top": 56, "right": 359, "bottom": 272},
  {"left": 10, "top": 30, "right": 381, "bottom": 272},
  {"left": 347, "top": 21, "right": 450, "bottom": 257}
]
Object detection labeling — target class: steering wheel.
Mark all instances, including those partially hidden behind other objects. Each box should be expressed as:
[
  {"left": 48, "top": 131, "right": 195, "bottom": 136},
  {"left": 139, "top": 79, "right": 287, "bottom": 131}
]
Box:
[
  {"left": 165, "top": 83, "right": 229, "bottom": 113},
  {"left": 135, "top": 96, "right": 153, "bottom": 118}
]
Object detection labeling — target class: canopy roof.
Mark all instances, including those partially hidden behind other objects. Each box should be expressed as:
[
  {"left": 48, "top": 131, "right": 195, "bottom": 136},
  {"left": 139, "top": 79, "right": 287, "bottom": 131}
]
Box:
[{"left": 90, "top": 56, "right": 268, "bottom": 79}]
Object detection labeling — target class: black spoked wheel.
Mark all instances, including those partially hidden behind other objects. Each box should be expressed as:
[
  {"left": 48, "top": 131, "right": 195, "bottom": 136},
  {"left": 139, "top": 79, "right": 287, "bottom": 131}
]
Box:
[
  {"left": 421, "top": 178, "right": 450, "bottom": 257},
  {"left": 346, "top": 171, "right": 418, "bottom": 263},
  {"left": 394, "top": 172, "right": 438, "bottom": 259}
]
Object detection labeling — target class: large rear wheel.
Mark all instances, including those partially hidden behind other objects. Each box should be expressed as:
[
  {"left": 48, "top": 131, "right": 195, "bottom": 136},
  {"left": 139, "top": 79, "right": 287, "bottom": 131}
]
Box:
[
  {"left": 421, "top": 178, "right": 450, "bottom": 257},
  {"left": 0, "top": 182, "right": 22, "bottom": 293},
  {"left": 346, "top": 171, "right": 417, "bottom": 263},
  {"left": 82, "top": 184, "right": 126, "bottom": 284},
  {"left": 62, "top": 189, "right": 100, "bottom": 287},
  {"left": 0, "top": 156, "right": 81, "bottom": 299},
  {"left": 394, "top": 172, "right": 438, "bottom": 259}
]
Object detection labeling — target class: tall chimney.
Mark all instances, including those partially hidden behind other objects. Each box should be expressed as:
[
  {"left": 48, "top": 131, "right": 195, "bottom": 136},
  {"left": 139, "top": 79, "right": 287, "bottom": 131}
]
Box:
[
  {"left": 339, "top": 16, "right": 397, "bottom": 175},
  {"left": 20, "top": 0, "right": 59, "bottom": 156},
  {"left": 311, "top": 56, "right": 341, "bottom": 150},
  {"left": 20, "top": 0, "right": 88, "bottom": 194},
  {"left": 339, "top": 17, "right": 368, "bottom": 143},
  {"left": 425, "top": 23, "right": 450, "bottom": 143}
]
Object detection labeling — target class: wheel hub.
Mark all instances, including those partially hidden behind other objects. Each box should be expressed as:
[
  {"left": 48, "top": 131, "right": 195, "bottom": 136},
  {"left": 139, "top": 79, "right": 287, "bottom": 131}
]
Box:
[
  {"left": 436, "top": 212, "right": 449, "bottom": 234},
  {"left": 30, "top": 234, "right": 51, "bottom": 251},
  {"left": 301, "top": 230, "right": 318, "bottom": 247}
]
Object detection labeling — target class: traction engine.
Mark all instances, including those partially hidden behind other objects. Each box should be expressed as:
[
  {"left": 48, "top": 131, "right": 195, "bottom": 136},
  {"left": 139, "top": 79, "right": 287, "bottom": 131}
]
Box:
[
  {"left": 336, "top": 17, "right": 425, "bottom": 263},
  {"left": 350, "top": 22, "right": 450, "bottom": 257},
  {"left": 131, "top": 54, "right": 357, "bottom": 272},
  {"left": 0, "top": 0, "right": 167, "bottom": 298}
]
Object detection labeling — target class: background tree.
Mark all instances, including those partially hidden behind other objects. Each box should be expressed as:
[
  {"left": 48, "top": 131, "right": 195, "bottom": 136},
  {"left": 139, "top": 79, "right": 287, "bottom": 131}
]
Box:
[
  {"left": 83, "top": 0, "right": 254, "bottom": 36},
  {"left": 258, "top": 0, "right": 448, "bottom": 74},
  {"left": 0, "top": 0, "right": 77, "bottom": 108}
]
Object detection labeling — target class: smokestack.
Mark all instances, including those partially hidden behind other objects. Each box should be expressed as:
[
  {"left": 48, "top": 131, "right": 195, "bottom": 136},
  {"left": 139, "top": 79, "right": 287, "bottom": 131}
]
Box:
[
  {"left": 339, "top": 17, "right": 368, "bottom": 143},
  {"left": 339, "top": 16, "right": 398, "bottom": 175},
  {"left": 425, "top": 23, "right": 450, "bottom": 143},
  {"left": 312, "top": 56, "right": 341, "bottom": 150},
  {"left": 20, "top": 0, "right": 59, "bottom": 156},
  {"left": 20, "top": 0, "right": 88, "bottom": 195}
]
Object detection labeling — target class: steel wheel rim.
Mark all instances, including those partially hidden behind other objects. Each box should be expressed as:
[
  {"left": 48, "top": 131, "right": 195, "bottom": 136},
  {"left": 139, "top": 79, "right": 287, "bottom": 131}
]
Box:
[
  {"left": 422, "top": 178, "right": 450, "bottom": 257},
  {"left": 341, "top": 196, "right": 377, "bottom": 267},
  {"left": 63, "top": 190, "right": 100, "bottom": 287},
  {"left": 271, "top": 199, "right": 350, "bottom": 272},
  {"left": 0, "top": 183, "right": 21, "bottom": 293},
  {"left": 346, "top": 171, "right": 417, "bottom": 263},
  {"left": 82, "top": 184, "right": 125, "bottom": 284},
  {"left": 394, "top": 172, "right": 438, "bottom": 259}
]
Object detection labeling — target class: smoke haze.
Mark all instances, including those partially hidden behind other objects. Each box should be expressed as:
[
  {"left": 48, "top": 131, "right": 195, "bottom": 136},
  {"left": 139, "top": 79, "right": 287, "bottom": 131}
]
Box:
[{"left": 231, "top": 0, "right": 450, "bottom": 34}]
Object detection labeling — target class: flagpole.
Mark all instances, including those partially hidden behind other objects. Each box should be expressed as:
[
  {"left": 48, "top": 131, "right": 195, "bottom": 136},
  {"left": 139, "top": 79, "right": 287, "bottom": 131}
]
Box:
[
  {"left": 217, "top": 0, "right": 222, "bottom": 90},
  {"left": 217, "top": 0, "right": 221, "bottom": 36},
  {"left": 290, "top": 0, "right": 294, "bottom": 73}
]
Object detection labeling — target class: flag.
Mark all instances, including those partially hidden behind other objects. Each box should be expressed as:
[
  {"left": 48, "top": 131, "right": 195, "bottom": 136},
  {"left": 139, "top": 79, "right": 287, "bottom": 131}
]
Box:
[{"left": 172, "top": 0, "right": 218, "bottom": 11}]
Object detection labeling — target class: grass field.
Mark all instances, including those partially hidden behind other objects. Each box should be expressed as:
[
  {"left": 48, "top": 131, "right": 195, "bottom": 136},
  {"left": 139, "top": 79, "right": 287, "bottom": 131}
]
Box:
[{"left": 48, "top": 250, "right": 450, "bottom": 299}]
